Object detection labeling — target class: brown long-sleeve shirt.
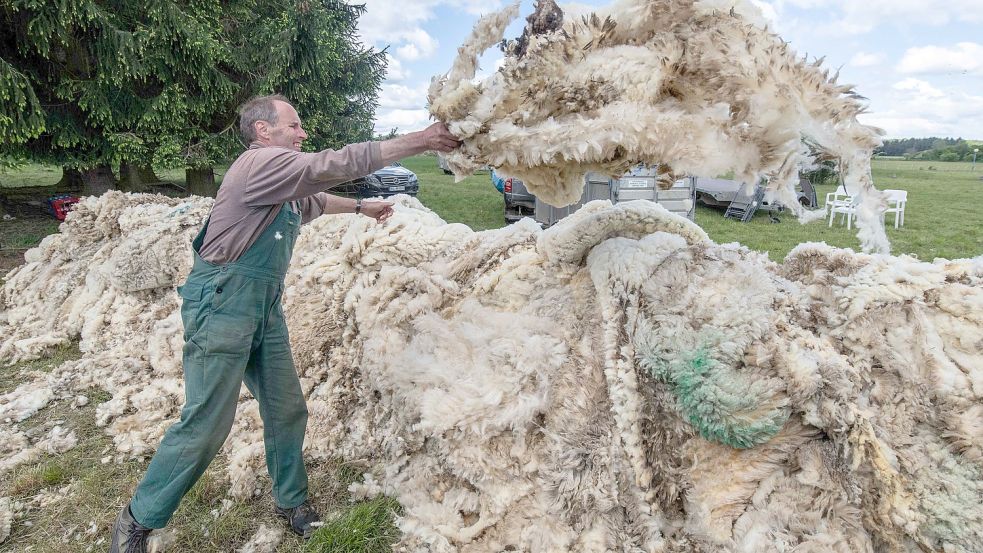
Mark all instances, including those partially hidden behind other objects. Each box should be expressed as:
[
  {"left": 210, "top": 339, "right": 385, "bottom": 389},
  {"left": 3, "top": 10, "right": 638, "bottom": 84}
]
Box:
[{"left": 198, "top": 141, "right": 383, "bottom": 264}]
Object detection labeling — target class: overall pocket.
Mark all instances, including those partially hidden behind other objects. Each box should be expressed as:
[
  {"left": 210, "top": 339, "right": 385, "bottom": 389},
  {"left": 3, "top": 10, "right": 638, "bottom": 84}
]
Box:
[
  {"left": 205, "top": 275, "right": 260, "bottom": 356},
  {"left": 178, "top": 281, "right": 206, "bottom": 341}
]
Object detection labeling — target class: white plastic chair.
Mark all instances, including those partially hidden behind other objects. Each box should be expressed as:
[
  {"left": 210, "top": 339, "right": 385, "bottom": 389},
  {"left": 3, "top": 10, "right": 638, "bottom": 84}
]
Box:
[
  {"left": 882, "top": 189, "right": 907, "bottom": 229},
  {"left": 826, "top": 185, "right": 858, "bottom": 229}
]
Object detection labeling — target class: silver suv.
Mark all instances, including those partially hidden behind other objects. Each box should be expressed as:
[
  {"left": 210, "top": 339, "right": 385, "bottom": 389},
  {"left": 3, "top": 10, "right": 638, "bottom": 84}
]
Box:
[
  {"left": 335, "top": 163, "right": 420, "bottom": 198},
  {"left": 491, "top": 169, "right": 535, "bottom": 223}
]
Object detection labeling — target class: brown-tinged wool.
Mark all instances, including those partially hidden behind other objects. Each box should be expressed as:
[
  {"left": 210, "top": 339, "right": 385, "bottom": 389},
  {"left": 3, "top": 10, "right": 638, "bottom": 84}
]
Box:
[
  {"left": 1, "top": 192, "right": 980, "bottom": 551},
  {"left": 429, "top": 0, "right": 890, "bottom": 253}
]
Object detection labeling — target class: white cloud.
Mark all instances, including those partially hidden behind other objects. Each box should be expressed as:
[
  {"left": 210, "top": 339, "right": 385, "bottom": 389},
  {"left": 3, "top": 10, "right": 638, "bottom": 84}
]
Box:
[
  {"left": 396, "top": 44, "right": 422, "bottom": 60},
  {"left": 858, "top": 113, "right": 951, "bottom": 138},
  {"left": 755, "top": 0, "right": 983, "bottom": 36},
  {"left": 785, "top": 0, "right": 830, "bottom": 7},
  {"left": 892, "top": 78, "right": 945, "bottom": 98},
  {"left": 395, "top": 29, "right": 439, "bottom": 61},
  {"left": 455, "top": 0, "right": 506, "bottom": 15},
  {"left": 472, "top": 55, "right": 506, "bottom": 83},
  {"left": 862, "top": 79, "right": 983, "bottom": 137},
  {"left": 385, "top": 54, "right": 410, "bottom": 81},
  {"left": 748, "top": 1, "right": 780, "bottom": 27},
  {"left": 358, "top": 0, "right": 434, "bottom": 45},
  {"left": 898, "top": 43, "right": 983, "bottom": 76},
  {"left": 849, "top": 51, "right": 885, "bottom": 68},
  {"left": 557, "top": 2, "right": 600, "bottom": 17},
  {"left": 359, "top": 0, "right": 505, "bottom": 63},
  {"left": 838, "top": 0, "right": 983, "bottom": 32},
  {"left": 378, "top": 83, "right": 430, "bottom": 110},
  {"left": 374, "top": 108, "right": 433, "bottom": 134}
]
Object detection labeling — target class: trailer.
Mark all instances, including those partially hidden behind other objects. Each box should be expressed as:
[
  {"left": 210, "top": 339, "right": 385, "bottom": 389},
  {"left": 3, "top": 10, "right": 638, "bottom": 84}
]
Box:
[
  {"left": 535, "top": 172, "right": 696, "bottom": 227},
  {"left": 695, "top": 177, "right": 818, "bottom": 210}
]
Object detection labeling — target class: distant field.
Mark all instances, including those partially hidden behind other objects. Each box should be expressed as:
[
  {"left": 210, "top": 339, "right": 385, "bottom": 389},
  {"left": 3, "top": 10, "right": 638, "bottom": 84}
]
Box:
[
  {"left": 0, "top": 163, "right": 231, "bottom": 189},
  {"left": 695, "top": 158, "right": 982, "bottom": 261},
  {"left": 0, "top": 162, "right": 62, "bottom": 188},
  {"left": 404, "top": 155, "right": 983, "bottom": 261},
  {"left": 2, "top": 156, "right": 981, "bottom": 261}
]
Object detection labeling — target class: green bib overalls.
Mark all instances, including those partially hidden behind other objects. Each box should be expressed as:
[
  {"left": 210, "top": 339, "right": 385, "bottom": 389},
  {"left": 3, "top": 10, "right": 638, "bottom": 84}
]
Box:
[{"left": 130, "top": 203, "right": 309, "bottom": 528}]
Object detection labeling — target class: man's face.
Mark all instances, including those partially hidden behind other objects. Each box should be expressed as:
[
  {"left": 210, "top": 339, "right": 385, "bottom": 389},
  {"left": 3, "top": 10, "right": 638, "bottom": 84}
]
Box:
[{"left": 257, "top": 101, "right": 308, "bottom": 151}]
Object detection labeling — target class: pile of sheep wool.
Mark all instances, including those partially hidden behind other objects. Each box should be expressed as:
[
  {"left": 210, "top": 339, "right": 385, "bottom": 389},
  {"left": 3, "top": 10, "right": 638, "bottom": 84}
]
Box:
[
  {"left": 432, "top": 0, "right": 889, "bottom": 253},
  {"left": 1, "top": 190, "right": 981, "bottom": 552}
]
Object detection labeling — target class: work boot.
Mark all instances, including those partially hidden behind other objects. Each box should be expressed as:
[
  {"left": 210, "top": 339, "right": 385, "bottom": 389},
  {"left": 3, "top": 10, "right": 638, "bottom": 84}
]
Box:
[
  {"left": 275, "top": 501, "right": 321, "bottom": 539},
  {"left": 109, "top": 503, "right": 153, "bottom": 552}
]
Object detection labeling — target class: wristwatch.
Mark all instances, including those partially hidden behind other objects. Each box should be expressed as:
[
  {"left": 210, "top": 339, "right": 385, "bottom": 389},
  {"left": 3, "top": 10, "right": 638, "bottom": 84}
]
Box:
[{"left": 355, "top": 198, "right": 362, "bottom": 215}]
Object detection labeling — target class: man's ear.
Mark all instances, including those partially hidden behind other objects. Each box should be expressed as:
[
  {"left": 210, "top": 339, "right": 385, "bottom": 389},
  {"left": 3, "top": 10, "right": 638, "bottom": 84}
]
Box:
[{"left": 254, "top": 120, "right": 270, "bottom": 140}]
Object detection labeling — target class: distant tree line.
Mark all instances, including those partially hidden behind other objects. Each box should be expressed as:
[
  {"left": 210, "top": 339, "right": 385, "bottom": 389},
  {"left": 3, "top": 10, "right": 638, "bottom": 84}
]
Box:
[
  {"left": 875, "top": 138, "right": 979, "bottom": 162},
  {"left": 0, "top": 0, "right": 386, "bottom": 197}
]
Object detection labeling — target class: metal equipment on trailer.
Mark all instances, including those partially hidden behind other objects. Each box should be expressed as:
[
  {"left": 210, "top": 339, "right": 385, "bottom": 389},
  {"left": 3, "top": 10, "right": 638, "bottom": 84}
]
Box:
[{"left": 534, "top": 171, "right": 696, "bottom": 227}]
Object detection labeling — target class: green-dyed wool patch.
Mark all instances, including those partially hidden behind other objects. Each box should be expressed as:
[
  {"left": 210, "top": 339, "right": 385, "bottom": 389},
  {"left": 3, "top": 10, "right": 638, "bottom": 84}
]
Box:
[
  {"left": 642, "top": 344, "right": 788, "bottom": 449},
  {"left": 914, "top": 437, "right": 983, "bottom": 547},
  {"left": 305, "top": 496, "right": 402, "bottom": 553}
]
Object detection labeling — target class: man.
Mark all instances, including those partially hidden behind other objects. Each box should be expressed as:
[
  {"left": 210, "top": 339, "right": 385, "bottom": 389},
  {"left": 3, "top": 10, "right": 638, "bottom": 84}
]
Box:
[{"left": 110, "top": 94, "right": 459, "bottom": 552}]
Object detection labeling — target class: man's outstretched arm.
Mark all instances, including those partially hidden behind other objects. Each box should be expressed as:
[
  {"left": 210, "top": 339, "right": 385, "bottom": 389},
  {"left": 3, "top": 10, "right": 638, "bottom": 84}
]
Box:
[
  {"left": 379, "top": 122, "right": 460, "bottom": 163},
  {"left": 294, "top": 122, "right": 459, "bottom": 223}
]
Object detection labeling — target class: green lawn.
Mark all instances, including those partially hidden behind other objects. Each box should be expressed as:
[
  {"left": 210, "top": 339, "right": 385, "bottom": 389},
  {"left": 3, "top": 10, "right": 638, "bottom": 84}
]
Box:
[
  {"left": 696, "top": 158, "right": 983, "bottom": 261},
  {"left": 0, "top": 217, "right": 60, "bottom": 250},
  {"left": 400, "top": 156, "right": 503, "bottom": 231},
  {"left": 0, "top": 162, "right": 63, "bottom": 188},
  {"left": 406, "top": 155, "right": 983, "bottom": 261},
  {"left": 2, "top": 156, "right": 982, "bottom": 262},
  {"left": 0, "top": 163, "right": 232, "bottom": 192}
]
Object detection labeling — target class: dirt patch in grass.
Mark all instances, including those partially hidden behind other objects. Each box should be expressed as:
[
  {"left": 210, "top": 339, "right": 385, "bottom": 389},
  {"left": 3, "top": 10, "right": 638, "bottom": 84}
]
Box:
[
  {"left": 1, "top": 343, "right": 398, "bottom": 552},
  {"left": 0, "top": 248, "right": 27, "bottom": 274},
  {"left": 1, "top": 403, "right": 394, "bottom": 551},
  {"left": 0, "top": 211, "right": 60, "bottom": 274}
]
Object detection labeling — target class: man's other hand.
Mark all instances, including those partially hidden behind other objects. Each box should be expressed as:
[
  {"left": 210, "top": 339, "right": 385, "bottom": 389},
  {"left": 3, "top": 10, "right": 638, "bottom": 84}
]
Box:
[
  {"left": 361, "top": 200, "right": 395, "bottom": 223},
  {"left": 420, "top": 123, "right": 461, "bottom": 153}
]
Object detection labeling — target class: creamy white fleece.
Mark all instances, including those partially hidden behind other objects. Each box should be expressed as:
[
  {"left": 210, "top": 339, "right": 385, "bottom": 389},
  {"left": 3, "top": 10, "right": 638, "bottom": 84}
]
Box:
[{"left": 1, "top": 192, "right": 980, "bottom": 551}]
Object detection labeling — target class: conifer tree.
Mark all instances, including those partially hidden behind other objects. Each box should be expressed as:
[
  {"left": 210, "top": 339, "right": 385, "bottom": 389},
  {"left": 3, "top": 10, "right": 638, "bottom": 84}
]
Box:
[{"left": 0, "top": 0, "right": 385, "bottom": 196}]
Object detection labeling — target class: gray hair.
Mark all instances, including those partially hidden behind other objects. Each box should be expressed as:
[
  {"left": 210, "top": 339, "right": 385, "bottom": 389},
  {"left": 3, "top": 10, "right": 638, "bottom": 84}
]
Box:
[{"left": 238, "top": 94, "right": 289, "bottom": 142}]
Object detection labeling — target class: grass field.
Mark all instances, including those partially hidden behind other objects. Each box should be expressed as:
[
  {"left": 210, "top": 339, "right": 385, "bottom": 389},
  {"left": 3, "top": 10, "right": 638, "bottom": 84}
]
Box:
[
  {"left": 0, "top": 162, "right": 64, "bottom": 188},
  {"left": 402, "top": 155, "right": 983, "bottom": 261},
  {"left": 0, "top": 163, "right": 232, "bottom": 189},
  {"left": 695, "top": 158, "right": 983, "bottom": 261},
  {"left": 3, "top": 155, "right": 981, "bottom": 260},
  {"left": 0, "top": 154, "right": 980, "bottom": 552},
  {"left": 0, "top": 343, "right": 393, "bottom": 553},
  {"left": 399, "top": 156, "right": 504, "bottom": 231}
]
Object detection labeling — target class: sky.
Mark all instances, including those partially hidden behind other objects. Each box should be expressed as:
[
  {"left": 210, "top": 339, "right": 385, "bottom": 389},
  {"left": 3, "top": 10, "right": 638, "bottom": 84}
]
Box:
[{"left": 355, "top": 0, "right": 983, "bottom": 141}]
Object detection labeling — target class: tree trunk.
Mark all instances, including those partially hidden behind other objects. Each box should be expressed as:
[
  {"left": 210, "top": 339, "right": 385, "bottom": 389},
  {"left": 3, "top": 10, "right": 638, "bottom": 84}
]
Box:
[
  {"left": 119, "top": 162, "right": 161, "bottom": 192},
  {"left": 56, "top": 167, "right": 85, "bottom": 191},
  {"left": 80, "top": 165, "right": 117, "bottom": 196},
  {"left": 186, "top": 167, "right": 218, "bottom": 197}
]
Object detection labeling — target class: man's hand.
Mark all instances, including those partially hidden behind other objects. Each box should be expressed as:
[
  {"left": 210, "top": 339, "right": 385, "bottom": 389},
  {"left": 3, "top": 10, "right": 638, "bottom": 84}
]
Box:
[
  {"left": 360, "top": 199, "right": 394, "bottom": 223},
  {"left": 418, "top": 122, "right": 460, "bottom": 153},
  {"left": 378, "top": 122, "right": 461, "bottom": 163}
]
